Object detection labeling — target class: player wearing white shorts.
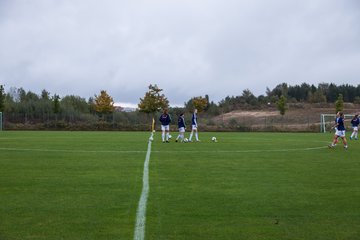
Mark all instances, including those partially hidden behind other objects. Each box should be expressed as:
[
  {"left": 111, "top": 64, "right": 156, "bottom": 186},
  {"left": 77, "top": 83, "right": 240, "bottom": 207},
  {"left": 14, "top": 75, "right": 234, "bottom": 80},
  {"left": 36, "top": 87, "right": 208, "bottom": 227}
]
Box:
[
  {"left": 189, "top": 109, "right": 200, "bottom": 142},
  {"left": 159, "top": 109, "right": 171, "bottom": 143},
  {"left": 329, "top": 112, "right": 348, "bottom": 149},
  {"left": 350, "top": 114, "right": 359, "bottom": 140},
  {"left": 175, "top": 113, "right": 186, "bottom": 142}
]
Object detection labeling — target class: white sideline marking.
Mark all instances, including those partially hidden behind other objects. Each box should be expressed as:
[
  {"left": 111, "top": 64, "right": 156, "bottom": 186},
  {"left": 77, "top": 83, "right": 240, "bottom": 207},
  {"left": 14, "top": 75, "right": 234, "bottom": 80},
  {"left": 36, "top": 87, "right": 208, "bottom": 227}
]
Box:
[
  {"left": 0, "top": 147, "right": 146, "bottom": 153},
  {"left": 134, "top": 133, "right": 153, "bottom": 240},
  {"left": 0, "top": 146, "right": 328, "bottom": 154}
]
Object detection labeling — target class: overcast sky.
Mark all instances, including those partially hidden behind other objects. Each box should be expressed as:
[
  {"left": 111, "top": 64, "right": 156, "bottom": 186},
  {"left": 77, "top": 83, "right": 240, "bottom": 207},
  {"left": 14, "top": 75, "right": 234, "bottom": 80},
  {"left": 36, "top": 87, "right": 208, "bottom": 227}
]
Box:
[{"left": 1, "top": 0, "right": 359, "bottom": 107}]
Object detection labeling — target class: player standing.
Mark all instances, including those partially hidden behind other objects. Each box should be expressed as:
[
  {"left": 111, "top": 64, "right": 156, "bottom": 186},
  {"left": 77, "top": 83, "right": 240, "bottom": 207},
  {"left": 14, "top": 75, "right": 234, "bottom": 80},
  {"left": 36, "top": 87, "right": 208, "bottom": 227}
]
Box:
[
  {"left": 350, "top": 114, "right": 359, "bottom": 140},
  {"left": 159, "top": 108, "right": 171, "bottom": 143},
  {"left": 175, "top": 113, "right": 186, "bottom": 142},
  {"left": 189, "top": 108, "right": 200, "bottom": 142},
  {"left": 329, "top": 111, "right": 348, "bottom": 149}
]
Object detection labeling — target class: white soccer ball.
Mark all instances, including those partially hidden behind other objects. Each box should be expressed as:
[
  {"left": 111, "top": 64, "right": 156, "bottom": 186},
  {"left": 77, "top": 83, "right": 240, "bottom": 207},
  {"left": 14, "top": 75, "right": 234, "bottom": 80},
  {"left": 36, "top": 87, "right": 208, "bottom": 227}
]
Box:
[
  {"left": 211, "top": 136, "right": 217, "bottom": 142},
  {"left": 183, "top": 138, "right": 189, "bottom": 143},
  {"left": 149, "top": 136, "right": 154, "bottom": 142},
  {"left": 168, "top": 135, "right": 172, "bottom": 139}
]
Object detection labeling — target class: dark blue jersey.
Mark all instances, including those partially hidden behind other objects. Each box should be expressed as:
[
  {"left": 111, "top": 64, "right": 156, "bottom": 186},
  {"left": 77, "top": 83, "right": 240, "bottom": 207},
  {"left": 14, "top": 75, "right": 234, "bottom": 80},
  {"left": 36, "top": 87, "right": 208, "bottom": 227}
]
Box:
[
  {"left": 159, "top": 114, "right": 171, "bottom": 126},
  {"left": 178, "top": 116, "right": 186, "bottom": 128},
  {"left": 337, "top": 117, "right": 345, "bottom": 131},
  {"left": 351, "top": 117, "right": 360, "bottom": 127},
  {"left": 191, "top": 113, "right": 197, "bottom": 126}
]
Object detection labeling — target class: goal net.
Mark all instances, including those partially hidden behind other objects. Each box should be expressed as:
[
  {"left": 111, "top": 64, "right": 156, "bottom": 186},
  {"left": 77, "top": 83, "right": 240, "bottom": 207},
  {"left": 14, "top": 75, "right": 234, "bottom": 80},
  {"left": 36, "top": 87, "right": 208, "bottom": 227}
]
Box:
[{"left": 320, "top": 114, "right": 354, "bottom": 133}]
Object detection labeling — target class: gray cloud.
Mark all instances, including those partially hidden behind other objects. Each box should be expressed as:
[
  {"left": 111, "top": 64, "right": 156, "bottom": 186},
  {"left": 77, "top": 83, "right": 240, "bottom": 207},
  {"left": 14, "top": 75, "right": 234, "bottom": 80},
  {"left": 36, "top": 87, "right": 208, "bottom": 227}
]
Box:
[{"left": 1, "top": 0, "right": 359, "bottom": 106}]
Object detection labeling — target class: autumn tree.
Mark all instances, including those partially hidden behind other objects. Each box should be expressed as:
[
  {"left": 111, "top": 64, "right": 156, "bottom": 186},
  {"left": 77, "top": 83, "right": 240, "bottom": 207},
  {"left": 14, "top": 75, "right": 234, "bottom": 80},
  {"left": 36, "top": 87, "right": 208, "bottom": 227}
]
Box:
[
  {"left": 138, "top": 84, "right": 169, "bottom": 114},
  {"left": 190, "top": 96, "right": 208, "bottom": 113},
  {"left": 95, "top": 90, "right": 115, "bottom": 115}
]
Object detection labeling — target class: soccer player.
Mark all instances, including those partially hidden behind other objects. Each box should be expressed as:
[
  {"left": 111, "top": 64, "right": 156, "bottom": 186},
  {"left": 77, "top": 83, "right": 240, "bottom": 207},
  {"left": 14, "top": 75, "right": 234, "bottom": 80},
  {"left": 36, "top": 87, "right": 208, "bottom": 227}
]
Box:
[
  {"left": 350, "top": 114, "right": 359, "bottom": 140},
  {"left": 175, "top": 113, "right": 186, "bottom": 142},
  {"left": 159, "top": 108, "right": 171, "bottom": 143},
  {"left": 189, "top": 108, "right": 200, "bottom": 142},
  {"left": 329, "top": 111, "right": 348, "bottom": 149}
]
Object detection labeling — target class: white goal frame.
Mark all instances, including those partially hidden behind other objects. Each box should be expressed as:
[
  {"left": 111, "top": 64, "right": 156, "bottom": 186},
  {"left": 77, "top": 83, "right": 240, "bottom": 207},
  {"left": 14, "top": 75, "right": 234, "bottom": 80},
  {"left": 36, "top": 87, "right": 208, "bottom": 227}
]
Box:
[{"left": 320, "top": 114, "right": 354, "bottom": 133}]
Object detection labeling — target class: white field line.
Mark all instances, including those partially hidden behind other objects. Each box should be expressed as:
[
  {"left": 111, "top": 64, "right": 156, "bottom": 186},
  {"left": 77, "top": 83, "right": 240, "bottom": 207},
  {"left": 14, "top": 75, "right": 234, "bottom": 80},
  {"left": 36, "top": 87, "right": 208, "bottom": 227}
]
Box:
[
  {"left": 133, "top": 133, "right": 153, "bottom": 240},
  {"left": 0, "top": 147, "right": 146, "bottom": 153},
  {"left": 0, "top": 146, "right": 328, "bottom": 154}
]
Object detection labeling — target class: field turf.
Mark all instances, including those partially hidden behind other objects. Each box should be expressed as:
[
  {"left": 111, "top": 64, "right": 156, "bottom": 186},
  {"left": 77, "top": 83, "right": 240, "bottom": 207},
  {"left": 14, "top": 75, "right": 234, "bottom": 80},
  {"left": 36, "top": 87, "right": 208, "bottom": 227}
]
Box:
[{"left": 0, "top": 131, "right": 359, "bottom": 239}]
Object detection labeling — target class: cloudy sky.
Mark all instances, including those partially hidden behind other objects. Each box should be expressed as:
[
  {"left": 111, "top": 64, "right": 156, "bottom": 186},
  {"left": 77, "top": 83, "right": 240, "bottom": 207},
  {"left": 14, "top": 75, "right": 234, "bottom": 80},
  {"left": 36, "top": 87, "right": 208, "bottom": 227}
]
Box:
[{"left": 1, "top": 0, "right": 359, "bottom": 107}]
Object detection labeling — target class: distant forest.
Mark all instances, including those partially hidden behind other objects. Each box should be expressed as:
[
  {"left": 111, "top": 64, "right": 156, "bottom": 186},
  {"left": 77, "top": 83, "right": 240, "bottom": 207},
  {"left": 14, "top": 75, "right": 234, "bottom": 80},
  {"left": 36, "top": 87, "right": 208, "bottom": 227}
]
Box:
[{"left": 0, "top": 82, "right": 359, "bottom": 130}]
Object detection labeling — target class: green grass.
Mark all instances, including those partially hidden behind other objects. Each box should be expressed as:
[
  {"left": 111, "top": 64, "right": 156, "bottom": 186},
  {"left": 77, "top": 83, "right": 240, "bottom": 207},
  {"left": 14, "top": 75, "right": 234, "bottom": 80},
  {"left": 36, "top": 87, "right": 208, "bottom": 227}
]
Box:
[{"left": 1, "top": 131, "right": 360, "bottom": 239}]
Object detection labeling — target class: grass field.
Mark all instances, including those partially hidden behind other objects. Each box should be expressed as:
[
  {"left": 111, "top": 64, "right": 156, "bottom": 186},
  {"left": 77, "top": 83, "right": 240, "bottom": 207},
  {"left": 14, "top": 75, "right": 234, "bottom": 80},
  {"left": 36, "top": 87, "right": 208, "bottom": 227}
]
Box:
[{"left": 0, "top": 131, "right": 360, "bottom": 239}]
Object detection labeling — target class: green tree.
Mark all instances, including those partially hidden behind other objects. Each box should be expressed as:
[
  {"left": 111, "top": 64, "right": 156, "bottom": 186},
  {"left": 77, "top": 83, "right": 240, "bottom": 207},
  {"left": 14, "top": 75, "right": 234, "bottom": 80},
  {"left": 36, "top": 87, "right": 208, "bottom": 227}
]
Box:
[
  {"left": 276, "top": 95, "right": 287, "bottom": 115},
  {"left": 41, "top": 89, "right": 50, "bottom": 100},
  {"left": 138, "top": 84, "right": 169, "bottom": 114},
  {"left": 308, "top": 90, "right": 327, "bottom": 103},
  {"left": 53, "top": 94, "right": 61, "bottom": 114},
  {"left": 61, "top": 95, "right": 89, "bottom": 113},
  {"left": 95, "top": 90, "right": 115, "bottom": 114},
  {"left": 335, "top": 94, "right": 344, "bottom": 113},
  {"left": 88, "top": 97, "right": 96, "bottom": 114},
  {"left": 354, "top": 96, "right": 360, "bottom": 104},
  {"left": 0, "top": 85, "right": 5, "bottom": 112}
]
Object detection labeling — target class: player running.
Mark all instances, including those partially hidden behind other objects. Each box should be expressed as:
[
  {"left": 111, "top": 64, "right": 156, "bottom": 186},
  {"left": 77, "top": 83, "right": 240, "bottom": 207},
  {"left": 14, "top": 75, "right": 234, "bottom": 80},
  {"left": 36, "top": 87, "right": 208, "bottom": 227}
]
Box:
[
  {"left": 189, "top": 108, "right": 200, "bottom": 142},
  {"left": 350, "top": 114, "right": 359, "bottom": 140},
  {"left": 175, "top": 113, "right": 186, "bottom": 142},
  {"left": 159, "top": 108, "right": 171, "bottom": 143},
  {"left": 329, "top": 111, "right": 348, "bottom": 149}
]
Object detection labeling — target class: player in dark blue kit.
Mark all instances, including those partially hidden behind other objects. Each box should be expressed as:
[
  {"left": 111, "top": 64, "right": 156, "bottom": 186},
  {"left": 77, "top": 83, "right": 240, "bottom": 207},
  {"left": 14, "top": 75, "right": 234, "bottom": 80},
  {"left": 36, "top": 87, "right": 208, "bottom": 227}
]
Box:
[
  {"left": 175, "top": 113, "right": 186, "bottom": 142},
  {"left": 159, "top": 109, "right": 171, "bottom": 143},
  {"left": 350, "top": 114, "right": 359, "bottom": 140},
  {"left": 189, "top": 109, "right": 200, "bottom": 142},
  {"left": 329, "top": 112, "right": 348, "bottom": 149}
]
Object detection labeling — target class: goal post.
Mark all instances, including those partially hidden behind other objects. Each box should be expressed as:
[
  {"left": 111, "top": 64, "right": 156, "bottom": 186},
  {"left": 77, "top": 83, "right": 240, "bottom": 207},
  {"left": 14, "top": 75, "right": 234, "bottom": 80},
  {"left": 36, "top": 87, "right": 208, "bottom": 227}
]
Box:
[
  {"left": 0, "top": 112, "right": 2, "bottom": 131},
  {"left": 320, "top": 114, "right": 354, "bottom": 133}
]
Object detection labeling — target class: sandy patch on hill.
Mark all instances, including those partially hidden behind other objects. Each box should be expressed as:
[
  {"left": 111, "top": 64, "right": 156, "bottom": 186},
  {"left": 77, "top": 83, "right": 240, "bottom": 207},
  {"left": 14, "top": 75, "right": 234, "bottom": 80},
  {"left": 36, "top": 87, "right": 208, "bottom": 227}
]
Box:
[{"left": 221, "top": 110, "right": 279, "bottom": 120}]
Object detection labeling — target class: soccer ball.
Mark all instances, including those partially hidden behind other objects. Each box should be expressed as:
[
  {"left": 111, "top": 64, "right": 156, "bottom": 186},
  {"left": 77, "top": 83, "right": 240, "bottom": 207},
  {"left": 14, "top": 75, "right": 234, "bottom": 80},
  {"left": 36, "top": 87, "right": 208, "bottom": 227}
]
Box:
[
  {"left": 149, "top": 136, "right": 154, "bottom": 142},
  {"left": 183, "top": 138, "right": 189, "bottom": 143},
  {"left": 211, "top": 136, "right": 217, "bottom": 142},
  {"left": 168, "top": 135, "right": 172, "bottom": 139}
]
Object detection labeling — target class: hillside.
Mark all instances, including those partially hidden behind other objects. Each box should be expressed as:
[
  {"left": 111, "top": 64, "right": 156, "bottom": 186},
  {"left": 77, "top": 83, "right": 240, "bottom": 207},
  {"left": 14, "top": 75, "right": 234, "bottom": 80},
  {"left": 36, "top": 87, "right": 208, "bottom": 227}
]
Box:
[{"left": 208, "top": 103, "right": 360, "bottom": 132}]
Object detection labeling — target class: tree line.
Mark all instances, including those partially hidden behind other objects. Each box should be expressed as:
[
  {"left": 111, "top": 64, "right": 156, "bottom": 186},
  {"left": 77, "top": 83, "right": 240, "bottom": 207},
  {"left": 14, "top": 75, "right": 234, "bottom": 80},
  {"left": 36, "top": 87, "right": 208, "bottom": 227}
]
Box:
[{"left": 0, "top": 82, "right": 359, "bottom": 130}]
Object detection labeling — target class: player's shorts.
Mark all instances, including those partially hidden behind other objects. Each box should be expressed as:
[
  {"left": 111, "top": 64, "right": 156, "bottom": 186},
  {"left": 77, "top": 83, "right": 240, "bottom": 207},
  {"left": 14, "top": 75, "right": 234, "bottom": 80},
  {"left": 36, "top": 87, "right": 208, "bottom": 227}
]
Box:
[
  {"left": 335, "top": 130, "right": 345, "bottom": 137},
  {"left": 179, "top": 127, "right": 185, "bottom": 133},
  {"left": 192, "top": 125, "right": 197, "bottom": 130},
  {"left": 161, "top": 125, "right": 170, "bottom": 131},
  {"left": 352, "top": 126, "right": 358, "bottom": 131}
]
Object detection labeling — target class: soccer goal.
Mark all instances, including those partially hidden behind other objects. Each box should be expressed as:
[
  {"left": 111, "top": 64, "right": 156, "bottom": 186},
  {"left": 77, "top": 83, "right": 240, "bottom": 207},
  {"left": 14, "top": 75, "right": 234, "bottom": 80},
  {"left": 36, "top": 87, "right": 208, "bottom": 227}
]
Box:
[{"left": 320, "top": 113, "right": 354, "bottom": 133}]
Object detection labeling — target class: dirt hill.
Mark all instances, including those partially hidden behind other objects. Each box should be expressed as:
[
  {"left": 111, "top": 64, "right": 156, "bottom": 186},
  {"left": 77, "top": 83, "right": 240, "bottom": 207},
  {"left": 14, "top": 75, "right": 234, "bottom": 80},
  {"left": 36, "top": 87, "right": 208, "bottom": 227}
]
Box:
[{"left": 209, "top": 103, "right": 360, "bottom": 132}]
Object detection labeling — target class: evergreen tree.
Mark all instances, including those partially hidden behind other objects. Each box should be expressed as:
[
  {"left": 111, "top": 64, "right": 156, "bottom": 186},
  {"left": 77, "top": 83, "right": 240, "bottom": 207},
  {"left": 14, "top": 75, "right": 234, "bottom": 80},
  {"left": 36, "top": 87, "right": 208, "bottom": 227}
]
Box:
[
  {"left": 277, "top": 95, "right": 287, "bottom": 115},
  {"left": 335, "top": 94, "right": 344, "bottom": 113}
]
